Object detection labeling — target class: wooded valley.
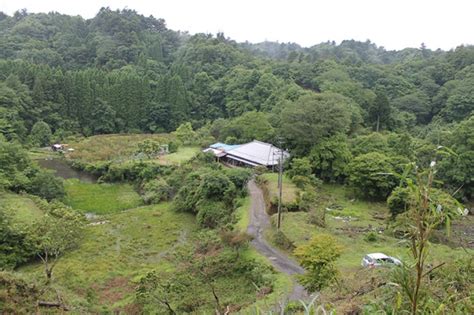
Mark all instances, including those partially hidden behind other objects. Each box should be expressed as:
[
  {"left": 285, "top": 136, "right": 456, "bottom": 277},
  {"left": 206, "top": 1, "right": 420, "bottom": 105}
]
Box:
[{"left": 0, "top": 8, "right": 472, "bottom": 314}]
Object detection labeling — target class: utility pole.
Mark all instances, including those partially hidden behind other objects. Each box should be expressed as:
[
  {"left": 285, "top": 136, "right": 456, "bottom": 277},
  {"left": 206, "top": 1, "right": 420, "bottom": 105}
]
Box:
[{"left": 277, "top": 145, "right": 284, "bottom": 230}]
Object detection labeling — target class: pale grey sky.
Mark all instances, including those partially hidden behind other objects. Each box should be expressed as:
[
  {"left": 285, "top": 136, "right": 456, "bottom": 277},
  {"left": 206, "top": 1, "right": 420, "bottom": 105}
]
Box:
[{"left": 1, "top": 0, "right": 473, "bottom": 50}]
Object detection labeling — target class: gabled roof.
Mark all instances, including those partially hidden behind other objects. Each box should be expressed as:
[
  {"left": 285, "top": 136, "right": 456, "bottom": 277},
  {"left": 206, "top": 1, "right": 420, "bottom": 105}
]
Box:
[
  {"left": 203, "top": 147, "right": 227, "bottom": 158},
  {"left": 209, "top": 142, "right": 241, "bottom": 151},
  {"left": 226, "top": 140, "right": 289, "bottom": 166}
]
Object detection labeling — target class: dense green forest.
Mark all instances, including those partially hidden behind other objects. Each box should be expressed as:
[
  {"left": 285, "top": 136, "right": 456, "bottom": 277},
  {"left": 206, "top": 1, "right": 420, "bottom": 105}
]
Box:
[
  {"left": 1, "top": 8, "right": 472, "bottom": 200},
  {"left": 0, "top": 7, "right": 473, "bottom": 313}
]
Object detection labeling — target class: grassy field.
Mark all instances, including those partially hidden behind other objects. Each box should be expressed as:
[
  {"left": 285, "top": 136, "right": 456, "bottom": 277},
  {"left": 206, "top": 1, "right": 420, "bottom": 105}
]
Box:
[
  {"left": 8, "top": 172, "right": 280, "bottom": 312},
  {"left": 20, "top": 203, "right": 197, "bottom": 312},
  {"left": 66, "top": 134, "right": 173, "bottom": 163},
  {"left": 64, "top": 134, "right": 200, "bottom": 168},
  {"left": 28, "top": 148, "right": 57, "bottom": 160},
  {"left": 235, "top": 197, "right": 251, "bottom": 232},
  {"left": 0, "top": 193, "right": 43, "bottom": 225},
  {"left": 274, "top": 183, "right": 471, "bottom": 269},
  {"left": 260, "top": 173, "right": 300, "bottom": 205},
  {"left": 157, "top": 146, "right": 200, "bottom": 165},
  {"left": 18, "top": 200, "right": 279, "bottom": 313},
  {"left": 64, "top": 179, "right": 143, "bottom": 214},
  {"left": 266, "top": 183, "right": 473, "bottom": 311}
]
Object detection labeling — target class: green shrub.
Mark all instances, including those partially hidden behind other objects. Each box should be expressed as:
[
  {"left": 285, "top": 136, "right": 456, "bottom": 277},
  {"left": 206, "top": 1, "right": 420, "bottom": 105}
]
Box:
[
  {"left": 30, "top": 121, "right": 52, "bottom": 147},
  {"left": 307, "top": 210, "right": 326, "bottom": 227},
  {"left": 224, "top": 168, "right": 252, "bottom": 191},
  {"left": 291, "top": 175, "right": 311, "bottom": 189},
  {"left": 388, "top": 186, "right": 460, "bottom": 219},
  {"left": 273, "top": 230, "right": 295, "bottom": 251},
  {"left": 287, "top": 157, "right": 312, "bottom": 179},
  {"left": 168, "top": 140, "right": 180, "bottom": 153},
  {"left": 348, "top": 152, "right": 398, "bottom": 200},
  {"left": 27, "top": 170, "right": 65, "bottom": 201},
  {"left": 100, "top": 161, "right": 162, "bottom": 182},
  {"left": 142, "top": 178, "right": 172, "bottom": 204},
  {"left": 364, "top": 231, "right": 378, "bottom": 242},
  {"left": 196, "top": 201, "right": 230, "bottom": 229},
  {"left": 0, "top": 210, "right": 36, "bottom": 268},
  {"left": 387, "top": 186, "right": 411, "bottom": 217},
  {"left": 254, "top": 165, "right": 268, "bottom": 175},
  {"left": 292, "top": 175, "right": 322, "bottom": 190},
  {"left": 294, "top": 234, "right": 343, "bottom": 292}
]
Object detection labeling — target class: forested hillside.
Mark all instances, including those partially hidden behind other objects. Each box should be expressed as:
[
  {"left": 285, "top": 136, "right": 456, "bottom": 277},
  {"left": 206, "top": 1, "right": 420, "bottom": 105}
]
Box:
[
  {"left": 1, "top": 7, "right": 472, "bottom": 201},
  {"left": 0, "top": 7, "right": 473, "bottom": 313}
]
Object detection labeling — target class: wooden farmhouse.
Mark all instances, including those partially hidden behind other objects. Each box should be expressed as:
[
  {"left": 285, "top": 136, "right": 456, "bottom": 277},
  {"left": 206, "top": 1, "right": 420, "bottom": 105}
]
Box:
[{"left": 203, "top": 140, "right": 289, "bottom": 168}]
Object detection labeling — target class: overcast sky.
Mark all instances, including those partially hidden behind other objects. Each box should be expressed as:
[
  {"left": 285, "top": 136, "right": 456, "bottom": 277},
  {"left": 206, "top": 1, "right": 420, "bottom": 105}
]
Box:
[{"left": 1, "top": 0, "right": 473, "bottom": 50}]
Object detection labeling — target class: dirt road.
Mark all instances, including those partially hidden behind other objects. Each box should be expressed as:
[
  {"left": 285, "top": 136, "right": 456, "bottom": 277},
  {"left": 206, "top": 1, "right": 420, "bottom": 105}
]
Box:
[{"left": 246, "top": 180, "right": 308, "bottom": 300}]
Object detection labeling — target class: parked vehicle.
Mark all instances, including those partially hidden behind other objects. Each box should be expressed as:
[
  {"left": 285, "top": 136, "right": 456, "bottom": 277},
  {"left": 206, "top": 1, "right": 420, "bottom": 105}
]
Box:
[{"left": 361, "top": 253, "right": 401, "bottom": 267}]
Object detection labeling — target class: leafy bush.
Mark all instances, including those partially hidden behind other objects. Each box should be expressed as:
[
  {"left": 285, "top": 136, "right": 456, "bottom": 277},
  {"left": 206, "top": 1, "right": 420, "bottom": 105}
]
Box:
[
  {"left": 100, "top": 161, "right": 162, "bottom": 182},
  {"left": 287, "top": 157, "right": 312, "bottom": 179},
  {"left": 0, "top": 140, "right": 64, "bottom": 200},
  {"left": 294, "top": 234, "right": 343, "bottom": 292},
  {"left": 0, "top": 210, "right": 36, "bottom": 268},
  {"left": 27, "top": 170, "right": 65, "bottom": 201},
  {"left": 219, "top": 230, "right": 252, "bottom": 252},
  {"left": 196, "top": 201, "right": 230, "bottom": 228},
  {"left": 141, "top": 178, "right": 172, "bottom": 204},
  {"left": 388, "top": 186, "right": 461, "bottom": 219},
  {"left": 173, "top": 169, "right": 237, "bottom": 229},
  {"left": 224, "top": 168, "right": 252, "bottom": 192},
  {"left": 273, "top": 230, "right": 295, "bottom": 251},
  {"left": 173, "top": 122, "right": 197, "bottom": 145},
  {"left": 0, "top": 139, "right": 31, "bottom": 191},
  {"left": 168, "top": 140, "right": 180, "bottom": 153},
  {"left": 387, "top": 186, "right": 411, "bottom": 217},
  {"left": 173, "top": 172, "right": 203, "bottom": 213},
  {"left": 254, "top": 165, "right": 268, "bottom": 175},
  {"left": 309, "top": 134, "right": 352, "bottom": 182},
  {"left": 364, "top": 231, "right": 378, "bottom": 242},
  {"left": 30, "top": 121, "right": 52, "bottom": 147},
  {"left": 348, "top": 152, "right": 398, "bottom": 200},
  {"left": 291, "top": 175, "right": 320, "bottom": 189}
]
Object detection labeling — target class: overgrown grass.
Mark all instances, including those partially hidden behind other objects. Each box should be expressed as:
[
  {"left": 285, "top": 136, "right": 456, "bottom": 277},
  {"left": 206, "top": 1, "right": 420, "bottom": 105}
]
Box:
[
  {"left": 235, "top": 197, "right": 251, "bottom": 232},
  {"left": 261, "top": 173, "right": 299, "bottom": 205},
  {"left": 28, "top": 148, "right": 57, "bottom": 160},
  {"left": 233, "top": 193, "right": 296, "bottom": 313},
  {"left": 66, "top": 134, "right": 173, "bottom": 163},
  {"left": 275, "top": 184, "right": 472, "bottom": 271},
  {"left": 64, "top": 179, "right": 142, "bottom": 214},
  {"left": 0, "top": 193, "right": 43, "bottom": 225},
  {"left": 19, "top": 203, "right": 196, "bottom": 312},
  {"left": 238, "top": 248, "right": 294, "bottom": 313},
  {"left": 19, "top": 200, "right": 273, "bottom": 313},
  {"left": 157, "top": 146, "right": 200, "bottom": 165},
  {"left": 266, "top": 183, "right": 474, "bottom": 313}
]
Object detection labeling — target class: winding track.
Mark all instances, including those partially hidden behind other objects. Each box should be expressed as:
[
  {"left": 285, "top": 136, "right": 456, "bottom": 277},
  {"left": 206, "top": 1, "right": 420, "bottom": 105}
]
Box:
[{"left": 246, "top": 180, "right": 309, "bottom": 301}]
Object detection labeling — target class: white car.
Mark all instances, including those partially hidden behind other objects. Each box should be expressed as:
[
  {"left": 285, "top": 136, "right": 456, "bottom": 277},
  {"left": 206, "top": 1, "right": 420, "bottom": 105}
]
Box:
[{"left": 361, "top": 253, "right": 401, "bottom": 268}]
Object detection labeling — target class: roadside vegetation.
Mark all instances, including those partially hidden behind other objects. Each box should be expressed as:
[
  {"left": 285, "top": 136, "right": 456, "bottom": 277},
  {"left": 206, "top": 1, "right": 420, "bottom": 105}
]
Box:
[{"left": 258, "top": 159, "right": 473, "bottom": 313}]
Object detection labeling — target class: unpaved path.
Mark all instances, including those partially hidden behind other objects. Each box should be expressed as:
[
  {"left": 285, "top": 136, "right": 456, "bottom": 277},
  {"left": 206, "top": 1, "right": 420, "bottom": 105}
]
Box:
[{"left": 247, "top": 180, "right": 308, "bottom": 301}]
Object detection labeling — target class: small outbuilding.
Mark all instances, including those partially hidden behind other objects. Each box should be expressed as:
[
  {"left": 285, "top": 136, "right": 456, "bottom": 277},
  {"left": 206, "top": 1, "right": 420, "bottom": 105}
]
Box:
[{"left": 51, "top": 144, "right": 63, "bottom": 151}]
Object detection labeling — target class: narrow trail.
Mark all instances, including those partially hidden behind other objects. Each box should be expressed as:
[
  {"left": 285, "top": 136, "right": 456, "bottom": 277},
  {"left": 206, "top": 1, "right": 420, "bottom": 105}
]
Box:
[{"left": 246, "top": 180, "right": 309, "bottom": 301}]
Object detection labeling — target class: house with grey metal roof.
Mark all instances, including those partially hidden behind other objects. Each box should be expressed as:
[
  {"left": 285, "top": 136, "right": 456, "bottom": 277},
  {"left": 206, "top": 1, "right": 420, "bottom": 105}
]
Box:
[{"left": 204, "top": 140, "right": 289, "bottom": 167}]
